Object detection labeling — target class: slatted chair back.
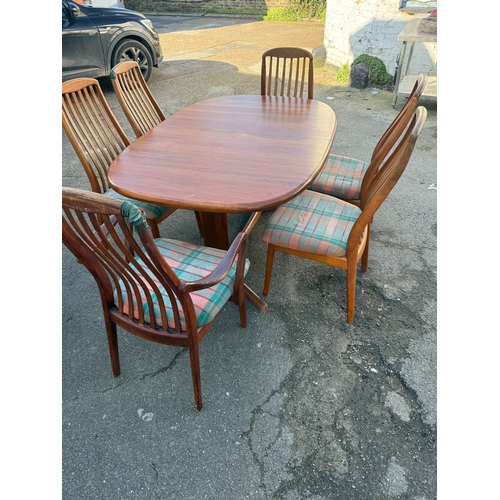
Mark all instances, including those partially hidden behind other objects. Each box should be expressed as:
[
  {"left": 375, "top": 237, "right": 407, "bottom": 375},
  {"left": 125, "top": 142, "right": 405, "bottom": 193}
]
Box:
[
  {"left": 62, "top": 78, "right": 130, "bottom": 194},
  {"left": 353, "top": 106, "right": 428, "bottom": 249},
  {"left": 261, "top": 47, "right": 314, "bottom": 99},
  {"left": 62, "top": 187, "right": 249, "bottom": 411},
  {"left": 110, "top": 61, "right": 166, "bottom": 138}
]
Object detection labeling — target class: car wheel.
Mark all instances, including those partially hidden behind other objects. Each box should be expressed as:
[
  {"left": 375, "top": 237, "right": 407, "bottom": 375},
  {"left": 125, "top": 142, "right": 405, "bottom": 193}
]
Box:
[{"left": 112, "top": 39, "right": 153, "bottom": 82}]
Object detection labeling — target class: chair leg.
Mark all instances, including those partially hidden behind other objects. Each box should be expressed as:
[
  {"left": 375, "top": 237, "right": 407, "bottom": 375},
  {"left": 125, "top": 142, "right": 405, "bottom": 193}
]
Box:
[
  {"left": 346, "top": 260, "right": 358, "bottom": 323},
  {"left": 361, "top": 224, "right": 371, "bottom": 271},
  {"left": 147, "top": 219, "right": 161, "bottom": 238},
  {"left": 195, "top": 211, "right": 204, "bottom": 237},
  {"left": 104, "top": 315, "right": 120, "bottom": 377},
  {"left": 238, "top": 301, "right": 247, "bottom": 328},
  {"left": 188, "top": 340, "right": 203, "bottom": 411},
  {"left": 263, "top": 245, "right": 276, "bottom": 296}
]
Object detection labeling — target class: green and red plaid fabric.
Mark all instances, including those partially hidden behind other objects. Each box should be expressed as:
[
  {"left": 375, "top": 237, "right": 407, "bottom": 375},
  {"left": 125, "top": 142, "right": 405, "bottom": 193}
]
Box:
[
  {"left": 116, "top": 238, "right": 250, "bottom": 331},
  {"left": 105, "top": 189, "right": 171, "bottom": 219},
  {"left": 308, "top": 154, "right": 368, "bottom": 200},
  {"left": 262, "top": 190, "right": 361, "bottom": 256}
]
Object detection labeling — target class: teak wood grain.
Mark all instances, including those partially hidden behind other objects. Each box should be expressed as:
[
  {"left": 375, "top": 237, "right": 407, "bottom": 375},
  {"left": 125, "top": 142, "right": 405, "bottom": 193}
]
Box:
[{"left": 108, "top": 95, "right": 336, "bottom": 223}]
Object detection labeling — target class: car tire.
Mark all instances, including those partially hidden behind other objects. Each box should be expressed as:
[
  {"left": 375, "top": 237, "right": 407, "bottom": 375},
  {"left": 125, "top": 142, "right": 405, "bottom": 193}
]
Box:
[{"left": 112, "top": 39, "right": 153, "bottom": 82}]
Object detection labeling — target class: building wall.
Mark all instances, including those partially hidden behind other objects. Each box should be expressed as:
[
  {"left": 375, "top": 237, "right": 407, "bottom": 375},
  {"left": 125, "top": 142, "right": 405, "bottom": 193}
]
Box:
[
  {"left": 123, "top": 0, "right": 287, "bottom": 12},
  {"left": 324, "top": 0, "right": 437, "bottom": 77}
]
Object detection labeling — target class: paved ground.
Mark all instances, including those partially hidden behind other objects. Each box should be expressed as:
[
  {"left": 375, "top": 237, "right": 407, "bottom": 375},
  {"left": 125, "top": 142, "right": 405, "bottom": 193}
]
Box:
[{"left": 62, "top": 16, "right": 437, "bottom": 499}]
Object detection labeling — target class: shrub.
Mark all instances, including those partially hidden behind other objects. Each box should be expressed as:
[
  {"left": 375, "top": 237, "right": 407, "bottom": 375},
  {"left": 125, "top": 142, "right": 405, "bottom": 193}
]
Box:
[
  {"left": 351, "top": 54, "right": 392, "bottom": 85},
  {"left": 336, "top": 62, "right": 349, "bottom": 83}
]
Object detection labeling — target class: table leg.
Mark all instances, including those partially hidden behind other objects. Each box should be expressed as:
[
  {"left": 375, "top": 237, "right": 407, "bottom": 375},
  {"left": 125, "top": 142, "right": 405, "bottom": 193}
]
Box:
[
  {"left": 199, "top": 211, "right": 269, "bottom": 313},
  {"left": 244, "top": 284, "right": 269, "bottom": 312},
  {"left": 198, "top": 212, "right": 229, "bottom": 250},
  {"left": 392, "top": 41, "right": 407, "bottom": 108}
]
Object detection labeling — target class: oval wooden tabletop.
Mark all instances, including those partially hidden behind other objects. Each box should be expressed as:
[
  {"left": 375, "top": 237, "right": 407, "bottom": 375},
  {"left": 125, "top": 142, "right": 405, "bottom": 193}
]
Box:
[{"left": 108, "top": 95, "right": 337, "bottom": 213}]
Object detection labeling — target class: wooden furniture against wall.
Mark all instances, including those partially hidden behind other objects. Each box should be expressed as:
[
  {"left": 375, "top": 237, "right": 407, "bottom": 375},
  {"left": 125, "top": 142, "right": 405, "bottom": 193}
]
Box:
[
  {"left": 262, "top": 107, "right": 427, "bottom": 323},
  {"left": 392, "top": 15, "right": 437, "bottom": 107},
  {"left": 261, "top": 47, "right": 314, "bottom": 99},
  {"left": 62, "top": 77, "right": 175, "bottom": 238},
  {"left": 62, "top": 187, "right": 249, "bottom": 411}
]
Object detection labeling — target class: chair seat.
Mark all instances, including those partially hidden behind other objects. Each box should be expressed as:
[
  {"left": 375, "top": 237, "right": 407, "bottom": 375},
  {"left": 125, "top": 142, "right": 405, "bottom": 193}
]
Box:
[
  {"left": 116, "top": 238, "right": 250, "bottom": 330},
  {"left": 308, "top": 154, "right": 369, "bottom": 200},
  {"left": 262, "top": 190, "right": 362, "bottom": 257},
  {"left": 105, "top": 189, "right": 171, "bottom": 220}
]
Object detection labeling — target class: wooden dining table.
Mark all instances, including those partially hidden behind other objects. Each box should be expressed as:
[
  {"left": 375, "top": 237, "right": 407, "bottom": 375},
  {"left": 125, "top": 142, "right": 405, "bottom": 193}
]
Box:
[{"left": 108, "top": 94, "right": 337, "bottom": 311}]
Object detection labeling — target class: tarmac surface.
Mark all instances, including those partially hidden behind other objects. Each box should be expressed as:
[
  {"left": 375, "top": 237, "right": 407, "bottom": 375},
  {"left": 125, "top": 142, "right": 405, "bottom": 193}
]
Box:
[{"left": 62, "top": 15, "right": 437, "bottom": 499}]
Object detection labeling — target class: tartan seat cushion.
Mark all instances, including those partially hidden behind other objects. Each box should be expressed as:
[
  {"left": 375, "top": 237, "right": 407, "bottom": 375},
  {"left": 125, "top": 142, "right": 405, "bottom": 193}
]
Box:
[
  {"left": 308, "top": 154, "right": 369, "bottom": 200},
  {"left": 116, "top": 238, "right": 250, "bottom": 331},
  {"left": 105, "top": 188, "right": 171, "bottom": 220},
  {"left": 262, "top": 190, "right": 362, "bottom": 257}
]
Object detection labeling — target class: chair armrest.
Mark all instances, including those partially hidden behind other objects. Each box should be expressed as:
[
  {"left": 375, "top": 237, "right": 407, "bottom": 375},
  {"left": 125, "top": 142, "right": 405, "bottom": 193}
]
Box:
[{"left": 178, "top": 231, "right": 248, "bottom": 292}]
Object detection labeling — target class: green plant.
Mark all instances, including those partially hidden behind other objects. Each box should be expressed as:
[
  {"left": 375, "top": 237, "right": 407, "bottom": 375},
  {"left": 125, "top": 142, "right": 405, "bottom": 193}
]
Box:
[
  {"left": 336, "top": 62, "right": 349, "bottom": 83},
  {"left": 351, "top": 54, "right": 392, "bottom": 85},
  {"left": 264, "top": 0, "right": 326, "bottom": 22}
]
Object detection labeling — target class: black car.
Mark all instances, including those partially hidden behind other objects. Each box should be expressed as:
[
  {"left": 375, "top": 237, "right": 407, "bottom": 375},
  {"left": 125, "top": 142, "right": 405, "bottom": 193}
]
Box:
[{"left": 62, "top": 0, "right": 163, "bottom": 82}]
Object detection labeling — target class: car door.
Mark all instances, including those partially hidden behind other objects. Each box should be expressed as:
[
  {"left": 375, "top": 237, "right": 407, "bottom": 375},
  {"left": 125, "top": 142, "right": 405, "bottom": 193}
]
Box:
[{"left": 62, "top": 1, "right": 106, "bottom": 80}]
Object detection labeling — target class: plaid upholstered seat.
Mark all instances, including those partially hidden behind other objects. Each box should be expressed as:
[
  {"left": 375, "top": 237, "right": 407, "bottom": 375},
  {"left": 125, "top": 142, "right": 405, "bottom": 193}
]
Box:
[
  {"left": 117, "top": 239, "right": 250, "bottom": 331},
  {"left": 105, "top": 188, "right": 171, "bottom": 220},
  {"left": 262, "top": 189, "right": 362, "bottom": 257},
  {"left": 308, "top": 154, "right": 368, "bottom": 201}
]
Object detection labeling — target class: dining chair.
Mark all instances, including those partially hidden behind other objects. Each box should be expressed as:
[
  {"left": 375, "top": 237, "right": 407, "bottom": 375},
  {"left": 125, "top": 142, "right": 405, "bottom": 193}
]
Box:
[
  {"left": 261, "top": 47, "right": 314, "bottom": 99},
  {"left": 262, "top": 106, "right": 427, "bottom": 323},
  {"left": 308, "top": 74, "right": 427, "bottom": 207},
  {"left": 62, "top": 187, "right": 250, "bottom": 411},
  {"left": 110, "top": 61, "right": 166, "bottom": 139},
  {"left": 109, "top": 61, "right": 205, "bottom": 236},
  {"left": 62, "top": 77, "right": 175, "bottom": 238}
]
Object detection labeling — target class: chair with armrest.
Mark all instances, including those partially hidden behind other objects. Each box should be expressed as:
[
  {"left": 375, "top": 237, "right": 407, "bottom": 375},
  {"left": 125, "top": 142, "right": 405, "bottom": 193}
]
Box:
[
  {"left": 262, "top": 106, "right": 427, "bottom": 323},
  {"left": 261, "top": 47, "right": 314, "bottom": 99},
  {"left": 308, "top": 74, "right": 428, "bottom": 207},
  {"left": 62, "top": 77, "right": 175, "bottom": 238},
  {"left": 62, "top": 187, "right": 249, "bottom": 411}
]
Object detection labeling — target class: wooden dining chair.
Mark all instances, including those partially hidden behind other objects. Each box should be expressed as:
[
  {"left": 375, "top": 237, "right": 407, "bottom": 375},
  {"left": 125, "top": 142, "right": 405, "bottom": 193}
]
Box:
[
  {"left": 109, "top": 61, "right": 204, "bottom": 236},
  {"left": 262, "top": 106, "right": 427, "bottom": 323},
  {"left": 308, "top": 74, "right": 427, "bottom": 206},
  {"left": 261, "top": 47, "right": 314, "bottom": 99},
  {"left": 62, "top": 77, "right": 175, "bottom": 238},
  {"left": 110, "top": 61, "right": 166, "bottom": 139},
  {"left": 62, "top": 187, "right": 250, "bottom": 411}
]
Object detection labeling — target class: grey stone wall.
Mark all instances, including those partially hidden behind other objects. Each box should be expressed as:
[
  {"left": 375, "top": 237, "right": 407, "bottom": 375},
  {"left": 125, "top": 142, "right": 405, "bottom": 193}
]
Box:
[{"left": 124, "top": 0, "right": 288, "bottom": 12}]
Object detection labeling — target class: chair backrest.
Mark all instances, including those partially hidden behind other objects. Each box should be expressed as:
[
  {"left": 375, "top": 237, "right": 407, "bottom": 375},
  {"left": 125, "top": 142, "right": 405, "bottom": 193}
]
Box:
[
  {"left": 372, "top": 74, "right": 427, "bottom": 161},
  {"left": 62, "top": 187, "right": 199, "bottom": 334},
  {"left": 361, "top": 74, "right": 427, "bottom": 193},
  {"left": 347, "top": 106, "right": 427, "bottom": 250},
  {"left": 110, "top": 61, "right": 166, "bottom": 138},
  {"left": 62, "top": 78, "right": 130, "bottom": 194},
  {"left": 261, "top": 47, "right": 314, "bottom": 99}
]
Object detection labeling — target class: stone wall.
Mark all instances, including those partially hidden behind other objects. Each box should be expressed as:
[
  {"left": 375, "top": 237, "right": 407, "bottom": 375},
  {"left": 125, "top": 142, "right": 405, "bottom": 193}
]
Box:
[
  {"left": 323, "top": 0, "right": 437, "bottom": 77},
  {"left": 124, "top": 0, "right": 287, "bottom": 12}
]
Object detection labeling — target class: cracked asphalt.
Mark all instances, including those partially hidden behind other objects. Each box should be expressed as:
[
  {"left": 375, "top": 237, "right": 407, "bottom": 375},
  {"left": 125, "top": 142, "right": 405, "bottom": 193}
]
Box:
[{"left": 62, "top": 15, "right": 437, "bottom": 499}]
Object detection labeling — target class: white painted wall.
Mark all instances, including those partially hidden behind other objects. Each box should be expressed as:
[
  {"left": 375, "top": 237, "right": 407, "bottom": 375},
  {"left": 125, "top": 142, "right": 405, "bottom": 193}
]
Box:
[{"left": 324, "top": 0, "right": 437, "bottom": 78}]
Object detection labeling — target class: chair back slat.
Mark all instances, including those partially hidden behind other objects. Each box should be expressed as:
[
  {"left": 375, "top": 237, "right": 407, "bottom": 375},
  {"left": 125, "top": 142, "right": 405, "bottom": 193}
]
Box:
[
  {"left": 111, "top": 61, "right": 166, "bottom": 138},
  {"left": 359, "top": 74, "right": 428, "bottom": 197},
  {"left": 62, "top": 78, "right": 130, "bottom": 194},
  {"left": 348, "top": 106, "right": 427, "bottom": 245},
  {"left": 261, "top": 47, "right": 314, "bottom": 99}
]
